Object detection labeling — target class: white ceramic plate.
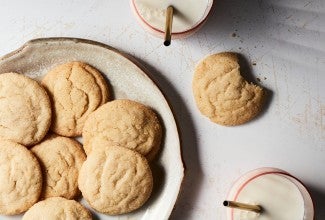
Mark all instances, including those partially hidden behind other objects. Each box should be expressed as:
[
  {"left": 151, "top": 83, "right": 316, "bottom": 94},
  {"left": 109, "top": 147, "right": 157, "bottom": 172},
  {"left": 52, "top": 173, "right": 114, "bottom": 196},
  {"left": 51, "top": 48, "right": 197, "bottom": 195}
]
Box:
[{"left": 0, "top": 38, "right": 184, "bottom": 220}]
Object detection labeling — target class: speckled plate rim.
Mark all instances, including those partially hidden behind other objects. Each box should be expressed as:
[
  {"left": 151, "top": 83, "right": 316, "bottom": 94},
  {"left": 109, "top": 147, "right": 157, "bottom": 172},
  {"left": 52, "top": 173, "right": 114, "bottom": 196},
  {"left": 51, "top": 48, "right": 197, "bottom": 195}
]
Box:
[{"left": 0, "top": 37, "right": 185, "bottom": 220}]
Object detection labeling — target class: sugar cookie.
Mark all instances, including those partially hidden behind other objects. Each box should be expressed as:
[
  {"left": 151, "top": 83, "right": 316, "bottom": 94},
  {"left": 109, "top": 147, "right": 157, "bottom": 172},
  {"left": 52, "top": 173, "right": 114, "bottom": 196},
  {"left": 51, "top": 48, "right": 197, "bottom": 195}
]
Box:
[
  {"left": 31, "top": 135, "right": 86, "bottom": 199},
  {"left": 22, "top": 197, "right": 92, "bottom": 220},
  {"left": 83, "top": 99, "right": 162, "bottom": 160},
  {"left": 0, "top": 72, "right": 51, "bottom": 146},
  {"left": 0, "top": 140, "right": 42, "bottom": 215},
  {"left": 78, "top": 145, "right": 153, "bottom": 215},
  {"left": 193, "top": 52, "right": 265, "bottom": 125},
  {"left": 42, "top": 61, "right": 110, "bottom": 136}
]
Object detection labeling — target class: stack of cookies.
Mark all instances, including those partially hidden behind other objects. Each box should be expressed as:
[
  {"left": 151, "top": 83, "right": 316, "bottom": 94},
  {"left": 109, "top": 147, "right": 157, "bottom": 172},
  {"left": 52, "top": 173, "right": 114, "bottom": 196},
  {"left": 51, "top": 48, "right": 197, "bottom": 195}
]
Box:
[
  {"left": 0, "top": 61, "right": 162, "bottom": 218},
  {"left": 80, "top": 99, "right": 162, "bottom": 215}
]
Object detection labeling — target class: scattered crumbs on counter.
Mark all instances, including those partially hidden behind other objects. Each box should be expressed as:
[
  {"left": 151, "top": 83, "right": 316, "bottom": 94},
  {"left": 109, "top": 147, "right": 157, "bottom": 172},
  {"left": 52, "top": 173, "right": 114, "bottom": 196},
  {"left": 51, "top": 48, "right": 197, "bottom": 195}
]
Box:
[
  {"left": 257, "top": 77, "right": 261, "bottom": 82},
  {"left": 238, "top": 47, "right": 242, "bottom": 50},
  {"left": 252, "top": 62, "right": 257, "bottom": 66},
  {"left": 231, "top": 33, "right": 236, "bottom": 37},
  {"left": 286, "top": 15, "right": 293, "bottom": 19},
  {"left": 264, "top": 77, "right": 267, "bottom": 80}
]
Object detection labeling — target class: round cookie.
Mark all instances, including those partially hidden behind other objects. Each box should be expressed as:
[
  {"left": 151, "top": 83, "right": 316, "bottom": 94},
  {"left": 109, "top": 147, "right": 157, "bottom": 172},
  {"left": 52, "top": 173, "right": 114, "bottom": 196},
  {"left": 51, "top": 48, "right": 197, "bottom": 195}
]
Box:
[
  {"left": 82, "top": 99, "right": 162, "bottom": 161},
  {"left": 192, "top": 52, "right": 265, "bottom": 126},
  {"left": 0, "top": 140, "right": 42, "bottom": 215},
  {"left": 31, "top": 135, "right": 86, "bottom": 199},
  {"left": 22, "top": 197, "right": 92, "bottom": 220},
  {"left": 78, "top": 145, "right": 153, "bottom": 215},
  {"left": 42, "top": 61, "right": 110, "bottom": 137},
  {"left": 0, "top": 72, "right": 51, "bottom": 146}
]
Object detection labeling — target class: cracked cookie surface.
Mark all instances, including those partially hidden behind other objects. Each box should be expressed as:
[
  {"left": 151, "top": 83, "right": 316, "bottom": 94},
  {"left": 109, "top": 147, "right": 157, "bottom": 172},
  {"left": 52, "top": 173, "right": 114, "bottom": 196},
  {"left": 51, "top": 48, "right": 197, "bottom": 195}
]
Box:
[
  {"left": 0, "top": 140, "right": 42, "bottom": 215},
  {"left": 193, "top": 52, "right": 265, "bottom": 126},
  {"left": 0, "top": 72, "right": 51, "bottom": 146},
  {"left": 31, "top": 135, "right": 86, "bottom": 199},
  {"left": 82, "top": 99, "right": 162, "bottom": 160},
  {"left": 42, "top": 61, "right": 110, "bottom": 137},
  {"left": 22, "top": 197, "right": 92, "bottom": 220},
  {"left": 78, "top": 145, "right": 153, "bottom": 215}
]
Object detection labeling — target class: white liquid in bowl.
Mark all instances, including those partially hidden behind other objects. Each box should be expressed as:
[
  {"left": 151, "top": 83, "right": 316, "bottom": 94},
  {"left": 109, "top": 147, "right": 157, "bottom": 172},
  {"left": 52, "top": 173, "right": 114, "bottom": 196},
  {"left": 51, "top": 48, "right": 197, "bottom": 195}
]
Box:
[
  {"left": 226, "top": 168, "right": 314, "bottom": 220},
  {"left": 133, "top": 0, "right": 211, "bottom": 33}
]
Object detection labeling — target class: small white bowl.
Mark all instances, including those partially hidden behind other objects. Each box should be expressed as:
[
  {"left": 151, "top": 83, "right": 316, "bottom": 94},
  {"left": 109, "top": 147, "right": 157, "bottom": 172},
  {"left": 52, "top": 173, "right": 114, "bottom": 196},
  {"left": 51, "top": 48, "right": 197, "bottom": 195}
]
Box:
[{"left": 130, "top": 0, "right": 214, "bottom": 39}]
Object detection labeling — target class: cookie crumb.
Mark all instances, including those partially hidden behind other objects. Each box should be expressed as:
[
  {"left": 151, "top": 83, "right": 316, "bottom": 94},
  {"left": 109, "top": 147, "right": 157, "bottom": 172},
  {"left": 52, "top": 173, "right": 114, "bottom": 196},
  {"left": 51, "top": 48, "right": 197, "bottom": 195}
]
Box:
[
  {"left": 257, "top": 77, "right": 261, "bottom": 82},
  {"left": 232, "top": 33, "right": 237, "bottom": 37},
  {"left": 264, "top": 77, "right": 267, "bottom": 80},
  {"left": 252, "top": 62, "right": 257, "bottom": 66}
]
